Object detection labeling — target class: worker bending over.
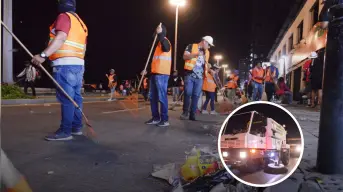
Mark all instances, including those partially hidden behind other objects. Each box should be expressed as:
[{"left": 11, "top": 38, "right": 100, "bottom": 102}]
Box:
[
  {"left": 202, "top": 64, "right": 221, "bottom": 115},
  {"left": 225, "top": 70, "right": 239, "bottom": 101}
]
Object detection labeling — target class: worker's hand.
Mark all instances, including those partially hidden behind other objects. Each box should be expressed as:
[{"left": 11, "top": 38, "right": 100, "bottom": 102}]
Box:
[
  {"left": 156, "top": 25, "right": 163, "bottom": 34},
  {"left": 31, "top": 55, "right": 45, "bottom": 66}
]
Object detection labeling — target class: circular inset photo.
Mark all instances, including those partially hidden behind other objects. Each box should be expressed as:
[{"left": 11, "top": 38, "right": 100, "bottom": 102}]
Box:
[{"left": 218, "top": 101, "right": 304, "bottom": 188}]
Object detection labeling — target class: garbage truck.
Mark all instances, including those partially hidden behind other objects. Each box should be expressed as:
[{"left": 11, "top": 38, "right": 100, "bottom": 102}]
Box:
[{"left": 220, "top": 111, "right": 290, "bottom": 171}]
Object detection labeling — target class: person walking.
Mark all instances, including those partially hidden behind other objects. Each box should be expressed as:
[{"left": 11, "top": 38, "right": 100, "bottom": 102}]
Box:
[
  {"left": 309, "top": 50, "right": 324, "bottom": 109},
  {"left": 141, "top": 70, "right": 149, "bottom": 101},
  {"left": 302, "top": 58, "right": 312, "bottom": 106},
  {"left": 17, "top": 61, "right": 37, "bottom": 97},
  {"left": 202, "top": 64, "right": 220, "bottom": 115},
  {"left": 180, "top": 36, "right": 214, "bottom": 121},
  {"left": 145, "top": 24, "right": 172, "bottom": 127},
  {"left": 106, "top": 69, "right": 118, "bottom": 101},
  {"left": 225, "top": 70, "right": 239, "bottom": 101},
  {"left": 264, "top": 62, "right": 279, "bottom": 101},
  {"left": 251, "top": 62, "right": 265, "bottom": 101},
  {"left": 31, "top": 0, "right": 88, "bottom": 141},
  {"left": 170, "top": 70, "right": 183, "bottom": 104}
]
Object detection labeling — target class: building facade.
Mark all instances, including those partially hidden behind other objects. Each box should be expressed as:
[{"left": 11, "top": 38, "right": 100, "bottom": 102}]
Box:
[{"left": 267, "top": 0, "right": 327, "bottom": 99}]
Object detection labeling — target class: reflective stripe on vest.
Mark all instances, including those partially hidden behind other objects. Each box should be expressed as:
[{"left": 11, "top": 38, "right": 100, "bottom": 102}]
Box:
[
  {"left": 153, "top": 55, "right": 172, "bottom": 61},
  {"left": 151, "top": 38, "right": 172, "bottom": 75},
  {"left": 48, "top": 12, "right": 88, "bottom": 61}
]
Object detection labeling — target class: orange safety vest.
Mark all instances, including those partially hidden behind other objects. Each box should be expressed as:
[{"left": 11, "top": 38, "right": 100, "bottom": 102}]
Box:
[
  {"left": 48, "top": 12, "right": 88, "bottom": 61},
  {"left": 143, "top": 77, "right": 148, "bottom": 89},
  {"left": 151, "top": 38, "right": 172, "bottom": 75},
  {"left": 226, "top": 74, "right": 239, "bottom": 89},
  {"left": 252, "top": 67, "right": 264, "bottom": 84},
  {"left": 107, "top": 74, "right": 117, "bottom": 88},
  {"left": 184, "top": 44, "right": 209, "bottom": 77},
  {"left": 264, "top": 67, "right": 276, "bottom": 83},
  {"left": 202, "top": 72, "right": 217, "bottom": 92}
]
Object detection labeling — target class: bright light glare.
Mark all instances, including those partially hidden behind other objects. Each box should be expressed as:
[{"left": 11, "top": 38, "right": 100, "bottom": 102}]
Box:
[
  {"left": 222, "top": 152, "right": 229, "bottom": 157},
  {"left": 170, "top": 0, "right": 186, "bottom": 6},
  {"left": 251, "top": 149, "right": 256, "bottom": 153},
  {"left": 296, "top": 145, "right": 302, "bottom": 152},
  {"left": 227, "top": 70, "right": 231, "bottom": 74},
  {"left": 239, "top": 151, "right": 247, "bottom": 159},
  {"left": 214, "top": 55, "right": 223, "bottom": 60},
  {"left": 222, "top": 64, "right": 228, "bottom": 68}
]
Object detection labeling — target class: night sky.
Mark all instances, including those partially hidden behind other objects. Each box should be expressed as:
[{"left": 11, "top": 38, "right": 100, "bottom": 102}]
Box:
[
  {"left": 233, "top": 103, "right": 301, "bottom": 138},
  {"left": 11, "top": 0, "right": 295, "bottom": 87}
]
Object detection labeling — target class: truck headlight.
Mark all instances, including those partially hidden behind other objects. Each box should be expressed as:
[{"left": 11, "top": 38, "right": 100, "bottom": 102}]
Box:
[
  {"left": 296, "top": 145, "right": 302, "bottom": 152},
  {"left": 222, "top": 151, "right": 229, "bottom": 157},
  {"left": 239, "top": 151, "right": 247, "bottom": 159}
]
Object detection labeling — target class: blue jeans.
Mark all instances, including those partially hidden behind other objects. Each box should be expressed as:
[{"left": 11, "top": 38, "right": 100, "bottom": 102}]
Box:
[
  {"left": 203, "top": 91, "right": 215, "bottom": 111},
  {"left": 53, "top": 65, "right": 84, "bottom": 135},
  {"left": 149, "top": 74, "right": 169, "bottom": 121},
  {"left": 252, "top": 81, "right": 263, "bottom": 101},
  {"left": 183, "top": 75, "right": 203, "bottom": 115}
]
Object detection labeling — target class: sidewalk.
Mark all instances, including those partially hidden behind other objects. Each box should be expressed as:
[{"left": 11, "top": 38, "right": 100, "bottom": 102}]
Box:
[
  {"left": 1, "top": 94, "right": 143, "bottom": 106},
  {"left": 265, "top": 104, "right": 343, "bottom": 192}
]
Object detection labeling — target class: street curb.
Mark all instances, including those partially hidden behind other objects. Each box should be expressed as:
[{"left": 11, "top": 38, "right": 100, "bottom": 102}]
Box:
[{"left": 1, "top": 97, "right": 131, "bottom": 106}]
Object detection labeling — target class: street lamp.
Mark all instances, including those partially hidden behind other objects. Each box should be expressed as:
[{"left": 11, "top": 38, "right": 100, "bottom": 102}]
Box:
[
  {"left": 169, "top": 0, "right": 186, "bottom": 71},
  {"left": 221, "top": 64, "right": 228, "bottom": 85},
  {"left": 214, "top": 55, "right": 223, "bottom": 65}
]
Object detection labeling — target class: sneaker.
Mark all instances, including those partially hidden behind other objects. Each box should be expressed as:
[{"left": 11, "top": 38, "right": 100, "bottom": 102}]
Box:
[
  {"left": 71, "top": 128, "right": 83, "bottom": 136},
  {"left": 157, "top": 121, "right": 170, "bottom": 127},
  {"left": 45, "top": 132, "right": 73, "bottom": 141},
  {"left": 202, "top": 110, "right": 209, "bottom": 114},
  {"left": 189, "top": 115, "right": 197, "bottom": 121},
  {"left": 180, "top": 112, "right": 189, "bottom": 120},
  {"left": 210, "top": 111, "right": 219, "bottom": 115},
  {"left": 145, "top": 119, "right": 160, "bottom": 125},
  {"left": 107, "top": 98, "right": 112, "bottom": 101}
]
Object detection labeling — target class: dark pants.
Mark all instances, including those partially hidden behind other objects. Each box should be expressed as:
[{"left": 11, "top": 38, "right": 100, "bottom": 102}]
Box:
[
  {"left": 203, "top": 91, "right": 215, "bottom": 111},
  {"left": 265, "top": 82, "right": 275, "bottom": 101},
  {"left": 24, "top": 81, "right": 36, "bottom": 96},
  {"left": 215, "top": 88, "right": 218, "bottom": 102},
  {"left": 142, "top": 88, "right": 148, "bottom": 101}
]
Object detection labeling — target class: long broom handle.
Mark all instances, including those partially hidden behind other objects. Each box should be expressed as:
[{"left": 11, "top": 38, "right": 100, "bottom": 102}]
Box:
[
  {"left": 1, "top": 21, "right": 80, "bottom": 109},
  {"left": 137, "top": 22, "right": 162, "bottom": 91}
]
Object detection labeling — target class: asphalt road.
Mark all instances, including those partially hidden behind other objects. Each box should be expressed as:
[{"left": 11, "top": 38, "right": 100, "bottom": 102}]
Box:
[
  {"left": 234, "top": 157, "right": 299, "bottom": 185},
  {"left": 1, "top": 100, "right": 226, "bottom": 192}
]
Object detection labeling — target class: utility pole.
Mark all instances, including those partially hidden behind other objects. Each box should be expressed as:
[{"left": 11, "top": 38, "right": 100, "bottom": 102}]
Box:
[{"left": 317, "top": 0, "right": 343, "bottom": 174}]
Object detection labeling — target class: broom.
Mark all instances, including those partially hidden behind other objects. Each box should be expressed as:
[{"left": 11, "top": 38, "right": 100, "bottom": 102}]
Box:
[
  {"left": 261, "top": 81, "right": 268, "bottom": 101},
  {"left": 1, "top": 21, "right": 96, "bottom": 138},
  {"left": 212, "top": 73, "right": 234, "bottom": 114},
  {"left": 168, "top": 91, "right": 184, "bottom": 110}
]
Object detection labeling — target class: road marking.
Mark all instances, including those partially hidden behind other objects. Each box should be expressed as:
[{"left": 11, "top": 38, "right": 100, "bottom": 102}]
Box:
[
  {"left": 266, "top": 174, "right": 284, "bottom": 184},
  {"left": 102, "top": 107, "right": 146, "bottom": 114},
  {"left": 1, "top": 100, "right": 142, "bottom": 107}
]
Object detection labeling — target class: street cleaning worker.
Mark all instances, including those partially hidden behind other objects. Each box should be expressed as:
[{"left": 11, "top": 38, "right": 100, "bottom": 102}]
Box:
[
  {"left": 202, "top": 64, "right": 221, "bottom": 115},
  {"left": 225, "top": 70, "right": 239, "bottom": 101},
  {"left": 141, "top": 70, "right": 149, "bottom": 101},
  {"left": 251, "top": 62, "right": 265, "bottom": 101},
  {"left": 180, "top": 36, "right": 214, "bottom": 121},
  {"left": 31, "top": 0, "right": 88, "bottom": 141},
  {"left": 170, "top": 70, "right": 183, "bottom": 104},
  {"left": 145, "top": 23, "right": 172, "bottom": 127},
  {"left": 106, "top": 69, "right": 118, "bottom": 101},
  {"left": 264, "top": 62, "right": 279, "bottom": 101}
]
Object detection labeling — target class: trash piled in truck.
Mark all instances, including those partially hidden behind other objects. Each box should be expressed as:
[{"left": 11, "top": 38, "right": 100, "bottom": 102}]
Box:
[{"left": 151, "top": 145, "right": 259, "bottom": 192}]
